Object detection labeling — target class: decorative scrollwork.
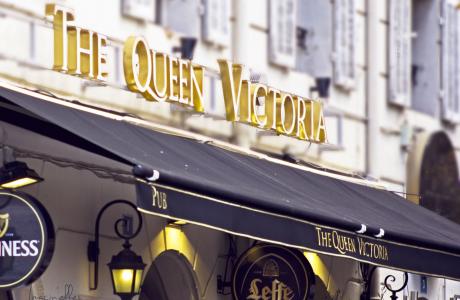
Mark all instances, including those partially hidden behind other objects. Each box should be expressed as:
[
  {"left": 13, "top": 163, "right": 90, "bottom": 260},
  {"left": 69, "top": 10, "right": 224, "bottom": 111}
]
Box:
[
  {"left": 88, "top": 199, "right": 143, "bottom": 290},
  {"left": 384, "top": 272, "right": 408, "bottom": 300}
]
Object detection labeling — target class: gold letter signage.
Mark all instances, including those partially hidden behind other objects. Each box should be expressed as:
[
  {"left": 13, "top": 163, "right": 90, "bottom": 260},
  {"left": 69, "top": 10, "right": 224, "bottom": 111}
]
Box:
[
  {"left": 123, "top": 36, "right": 205, "bottom": 113},
  {"left": 46, "top": 4, "right": 327, "bottom": 144},
  {"left": 218, "top": 60, "right": 327, "bottom": 143},
  {"left": 46, "top": 4, "right": 108, "bottom": 80},
  {"left": 315, "top": 227, "right": 389, "bottom": 261}
]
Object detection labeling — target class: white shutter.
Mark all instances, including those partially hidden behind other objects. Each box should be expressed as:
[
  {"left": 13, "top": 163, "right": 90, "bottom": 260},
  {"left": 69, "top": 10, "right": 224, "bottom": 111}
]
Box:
[
  {"left": 121, "top": 0, "right": 155, "bottom": 22},
  {"left": 333, "top": 0, "right": 356, "bottom": 90},
  {"left": 388, "top": 0, "right": 411, "bottom": 106},
  {"left": 165, "top": 0, "right": 201, "bottom": 37},
  {"left": 203, "top": 0, "right": 230, "bottom": 47},
  {"left": 296, "top": 0, "right": 333, "bottom": 77},
  {"left": 268, "top": 0, "right": 296, "bottom": 68},
  {"left": 441, "top": 0, "right": 460, "bottom": 122}
]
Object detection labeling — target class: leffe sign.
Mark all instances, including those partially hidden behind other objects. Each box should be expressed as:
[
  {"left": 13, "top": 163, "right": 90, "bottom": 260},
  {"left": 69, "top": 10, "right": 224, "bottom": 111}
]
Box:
[{"left": 232, "top": 244, "right": 314, "bottom": 300}]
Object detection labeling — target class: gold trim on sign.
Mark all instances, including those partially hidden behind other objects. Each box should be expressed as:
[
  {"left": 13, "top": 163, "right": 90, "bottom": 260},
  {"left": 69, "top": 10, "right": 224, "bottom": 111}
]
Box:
[
  {"left": 0, "top": 213, "right": 9, "bottom": 238},
  {"left": 0, "top": 192, "right": 47, "bottom": 288}
]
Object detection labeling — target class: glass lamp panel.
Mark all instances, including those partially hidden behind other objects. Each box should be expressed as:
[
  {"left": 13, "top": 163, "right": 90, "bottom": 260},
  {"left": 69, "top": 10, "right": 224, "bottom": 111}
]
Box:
[
  {"left": 1, "top": 177, "right": 38, "bottom": 188},
  {"left": 112, "top": 269, "right": 135, "bottom": 293},
  {"left": 134, "top": 269, "right": 143, "bottom": 293}
]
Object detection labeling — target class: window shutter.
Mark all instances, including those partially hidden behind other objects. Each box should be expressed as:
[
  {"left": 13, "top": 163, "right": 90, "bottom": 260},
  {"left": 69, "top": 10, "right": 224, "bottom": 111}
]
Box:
[
  {"left": 441, "top": 0, "right": 460, "bottom": 122},
  {"left": 121, "top": 0, "right": 156, "bottom": 22},
  {"left": 388, "top": 0, "right": 411, "bottom": 106},
  {"left": 202, "top": 0, "right": 230, "bottom": 47},
  {"left": 333, "top": 0, "right": 356, "bottom": 90},
  {"left": 164, "top": 0, "right": 201, "bottom": 37},
  {"left": 295, "top": 0, "right": 333, "bottom": 77},
  {"left": 269, "top": 0, "right": 297, "bottom": 68}
]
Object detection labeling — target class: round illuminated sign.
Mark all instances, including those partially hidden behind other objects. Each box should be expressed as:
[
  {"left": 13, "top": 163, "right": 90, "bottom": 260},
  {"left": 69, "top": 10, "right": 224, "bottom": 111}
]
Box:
[
  {"left": 0, "top": 191, "right": 54, "bottom": 289},
  {"left": 232, "top": 244, "right": 314, "bottom": 300}
]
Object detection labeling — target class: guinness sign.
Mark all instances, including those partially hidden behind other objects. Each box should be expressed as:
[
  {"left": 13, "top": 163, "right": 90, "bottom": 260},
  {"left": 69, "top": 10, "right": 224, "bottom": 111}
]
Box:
[
  {"left": 0, "top": 191, "right": 54, "bottom": 289},
  {"left": 232, "top": 244, "right": 314, "bottom": 300}
]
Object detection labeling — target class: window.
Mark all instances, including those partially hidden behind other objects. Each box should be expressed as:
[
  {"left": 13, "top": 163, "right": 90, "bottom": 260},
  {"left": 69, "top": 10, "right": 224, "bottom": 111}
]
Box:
[
  {"left": 121, "top": 0, "right": 156, "bottom": 22},
  {"left": 162, "top": 0, "right": 201, "bottom": 37},
  {"left": 202, "top": 0, "right": 231, "bottom": 47},
  {"left": 388, "top": 0, "right": 411, "bottom": 106},
  {"left": 333, "top": 0, "right": 356, "bottom": 90},
  {"left": 295, "top": 0, "right": 333, "bottom": 78},
  {"left": 268, "top": 0, "right": 297, "bottom": 68},
  {"left": 411, "top": 0, "right": 439, "bottom": 115},
  {"left": 441, "top": 0, "right": 460, "bottom": 123}
]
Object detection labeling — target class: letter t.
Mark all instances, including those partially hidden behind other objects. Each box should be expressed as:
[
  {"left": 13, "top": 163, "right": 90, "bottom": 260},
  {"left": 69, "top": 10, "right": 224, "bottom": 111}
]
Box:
[{"left": 45, "top": 4, "right": 75, "bottom": 71}]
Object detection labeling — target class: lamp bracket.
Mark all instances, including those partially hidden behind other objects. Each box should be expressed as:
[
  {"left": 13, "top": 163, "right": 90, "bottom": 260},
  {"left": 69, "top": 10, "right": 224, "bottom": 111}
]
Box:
[
  {"left": 360, "top": 264, "right": 408, "bottom": 300},
  {"left": 216, "top": 234, "right": 237, "bottom": 295},
  {"left": 384, "top": 272, "right": 408, "bottom": 300},
  {"left": 2, "top": 146, "right": 14, "bottom": 164},
  {"left": 217, "top": 275, "right": 232, "bottom": 294},
  {"left": 87, "top": 199, "right": 143, "bottom": 291}
]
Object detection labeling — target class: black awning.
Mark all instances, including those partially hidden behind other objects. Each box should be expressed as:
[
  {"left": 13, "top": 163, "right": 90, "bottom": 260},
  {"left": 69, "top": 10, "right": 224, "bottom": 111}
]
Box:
[{"left": 1, "top": 83, "right": 460, "bottom": 280}]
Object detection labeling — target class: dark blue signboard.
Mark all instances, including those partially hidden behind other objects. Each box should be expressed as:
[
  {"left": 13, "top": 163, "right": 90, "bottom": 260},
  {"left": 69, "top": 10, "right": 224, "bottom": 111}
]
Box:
[
  {"left": 232, "top": 244, "right": 314, "bottom": 300},
  {"left": 0, "top": 191, "right": 54, "bottom": 289}
]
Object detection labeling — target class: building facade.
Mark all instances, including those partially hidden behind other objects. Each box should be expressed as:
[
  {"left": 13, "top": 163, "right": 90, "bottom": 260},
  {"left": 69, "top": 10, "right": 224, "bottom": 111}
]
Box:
[{"left": 0, "top": 0, "right": 459, "bottom": 299}]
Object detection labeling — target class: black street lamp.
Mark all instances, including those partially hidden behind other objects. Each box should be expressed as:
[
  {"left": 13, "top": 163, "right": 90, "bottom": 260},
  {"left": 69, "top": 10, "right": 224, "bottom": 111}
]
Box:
[{"left": 87, "top": 199, "right": 145, "bottom": 300}]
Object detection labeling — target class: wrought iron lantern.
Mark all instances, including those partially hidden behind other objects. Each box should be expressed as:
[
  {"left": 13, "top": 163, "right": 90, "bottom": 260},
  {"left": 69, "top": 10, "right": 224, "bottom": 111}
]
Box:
[
  {"left": 88, "top": 199, "right": 145, "bottom": 300},
  {"left": 108, "top": 240, "right": 146, "bottom": 300}
]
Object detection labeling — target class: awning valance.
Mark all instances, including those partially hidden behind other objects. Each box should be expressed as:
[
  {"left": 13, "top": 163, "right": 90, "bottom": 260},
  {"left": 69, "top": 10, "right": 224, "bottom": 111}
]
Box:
[{"left": 1, "top": 82, "right": 460, "bottom": 280}]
